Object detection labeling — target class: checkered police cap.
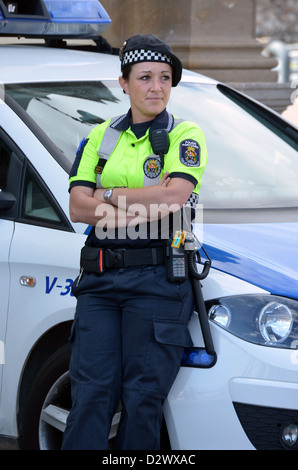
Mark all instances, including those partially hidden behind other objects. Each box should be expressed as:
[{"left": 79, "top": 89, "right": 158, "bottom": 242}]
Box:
[
  {"left": 122, "top": 49, "right": 172, "bottom": 68},
  {"left": 120, "top": 34, "right": 182, "bottom": 87}
]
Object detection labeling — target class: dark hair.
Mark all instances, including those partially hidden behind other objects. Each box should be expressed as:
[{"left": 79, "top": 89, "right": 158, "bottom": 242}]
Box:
[
  {"left": 122, "top": 64, "right": 133, "bottom": 82},
  {"left": 121, "top": 65, "right": 132, "bottom": 93}
]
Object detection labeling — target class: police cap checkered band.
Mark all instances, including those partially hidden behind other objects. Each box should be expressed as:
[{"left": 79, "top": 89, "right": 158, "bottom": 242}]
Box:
[
  {"left": 122, "top": 49, "right": 173, "bottom": 68},
  {"left": 120, "top": 34, "right": 182, "bottom": 87}
]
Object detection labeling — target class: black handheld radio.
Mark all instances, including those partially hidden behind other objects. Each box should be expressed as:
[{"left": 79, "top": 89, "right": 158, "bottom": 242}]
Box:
[
  {"left": 166, "top": 236, "right": 188, "bottom": 282},
  {"left": 149, "top": 128, "right": 169, "bottom": 169}
]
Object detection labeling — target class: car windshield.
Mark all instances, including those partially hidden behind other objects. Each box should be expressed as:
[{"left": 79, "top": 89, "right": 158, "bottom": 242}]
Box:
[{"left": 6, "top": 80, "right": 298, "bottom": 212}]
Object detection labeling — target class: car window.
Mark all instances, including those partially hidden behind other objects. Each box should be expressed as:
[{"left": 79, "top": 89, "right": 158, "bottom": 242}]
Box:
[
  {"left": 169, "top": 83, "right": 298, "bottom": 211},
  {"left": 23, "top": 170, "right": 61, "bottom": 223},
  {"left": 6, "top": 81, "right": 129, "bottom": 164},
  {"left": 0, "top": 140, "right": 11, "bottom": 191},
  {"left": 22, "top": 165, "right": 70, "bottom": 229},
  {"left": 6, "top": 79, "right": 298, "bottom": 214},
  {"left": 0, "top": 131, "right": 71, "bottom": 229}
]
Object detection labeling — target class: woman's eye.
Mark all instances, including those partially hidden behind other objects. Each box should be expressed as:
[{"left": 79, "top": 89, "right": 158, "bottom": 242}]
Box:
[{"left": 139, "top": 74, "right": 171, "bottom": 81}]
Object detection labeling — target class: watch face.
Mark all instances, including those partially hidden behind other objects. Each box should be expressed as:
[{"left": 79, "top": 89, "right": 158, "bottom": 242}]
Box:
[{"left": 104, "top": 189, "right": 113, "bottom": 200}]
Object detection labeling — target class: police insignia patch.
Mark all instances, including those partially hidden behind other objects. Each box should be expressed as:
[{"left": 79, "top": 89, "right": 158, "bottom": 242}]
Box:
[
  {"left": 143, "top": 157, "right": 162, "bottom": 179},
  {"left": 180, "top": 140, "right": 200, "bottom": 167}
]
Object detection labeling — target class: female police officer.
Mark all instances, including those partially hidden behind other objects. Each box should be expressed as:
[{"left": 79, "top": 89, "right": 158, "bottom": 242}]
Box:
[{"left": 62, "top": 34, "right": 208, "bottom": 450}]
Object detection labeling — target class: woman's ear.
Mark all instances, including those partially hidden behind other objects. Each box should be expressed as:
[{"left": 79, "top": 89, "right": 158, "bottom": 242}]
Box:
[{"left": 119, "top": 76, "right": 129, "bottom": 95}]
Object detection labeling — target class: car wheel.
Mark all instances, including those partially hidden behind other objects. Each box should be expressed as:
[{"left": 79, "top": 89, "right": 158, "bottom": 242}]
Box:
[
  {"left": 18, "top": 343, "right": 122, "bottom": 450},
  {"left": 18, "top": 343, "right": 71, "bottom": 449}
]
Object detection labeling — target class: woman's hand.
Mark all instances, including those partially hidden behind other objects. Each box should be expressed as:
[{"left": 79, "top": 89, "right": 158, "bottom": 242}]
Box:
[
  {"left": 158, "top": 171, "right": 170, "bottom": 187},
  {"left": 69, "top": 171, "right": 194, "bottom": 227},
  {"left": 93, "top": 187, "right": 106, "bottom": 202},
  {"left": 93, "top": 172, "right": 170, "bottom": 202}
]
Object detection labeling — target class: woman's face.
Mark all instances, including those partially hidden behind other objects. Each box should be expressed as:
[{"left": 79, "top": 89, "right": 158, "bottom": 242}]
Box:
[{"left": 119, "top": 61, "right": 173, "bottom": 123}]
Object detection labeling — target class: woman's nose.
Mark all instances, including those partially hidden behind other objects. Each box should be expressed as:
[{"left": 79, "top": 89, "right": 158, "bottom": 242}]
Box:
[{"left": 151, "top": 78, "right": 162, "bottom": 91}]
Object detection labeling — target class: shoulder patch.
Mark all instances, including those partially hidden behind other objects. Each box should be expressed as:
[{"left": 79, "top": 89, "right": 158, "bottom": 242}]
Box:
[{"left": 180, "top": 140, "right": 200, "bottom": 167}]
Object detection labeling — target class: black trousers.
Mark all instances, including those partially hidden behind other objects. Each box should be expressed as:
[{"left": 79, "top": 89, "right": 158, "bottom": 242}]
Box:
[{"left": 62, "top": 264, "right": 194, "bottom": 450}]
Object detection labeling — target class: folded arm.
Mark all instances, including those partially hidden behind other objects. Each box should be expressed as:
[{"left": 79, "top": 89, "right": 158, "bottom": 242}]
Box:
[{"left": 69, "top": 173, "right": 194, "bottom": 228}]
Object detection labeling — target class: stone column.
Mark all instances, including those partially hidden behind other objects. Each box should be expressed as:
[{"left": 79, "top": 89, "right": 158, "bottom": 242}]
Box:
[
  {"left": 100, "top": 0, "right": 290, "bottom": 112},
  {"left": 184, "top": 0, "right": 277, "bottom": 82}
]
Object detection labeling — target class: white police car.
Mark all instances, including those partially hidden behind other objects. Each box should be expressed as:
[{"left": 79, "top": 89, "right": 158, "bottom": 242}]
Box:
[{"left": 1, "top": 0, "right": 298, "bottom": 451}]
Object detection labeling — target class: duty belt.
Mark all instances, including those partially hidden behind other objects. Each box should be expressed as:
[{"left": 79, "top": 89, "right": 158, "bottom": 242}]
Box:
[{"left": 80, "top": 245, "right": 165, "bottom": 274}]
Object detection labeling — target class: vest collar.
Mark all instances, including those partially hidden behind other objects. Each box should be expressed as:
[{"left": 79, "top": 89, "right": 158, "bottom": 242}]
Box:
[{"left": 111, "top": 108, "right": 173, "bottom": 133}]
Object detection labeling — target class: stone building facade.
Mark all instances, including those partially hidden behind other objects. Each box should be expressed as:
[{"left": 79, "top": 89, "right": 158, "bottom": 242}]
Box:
[{"left": 100, "top": 0, "right": 296, "bottom": 112}]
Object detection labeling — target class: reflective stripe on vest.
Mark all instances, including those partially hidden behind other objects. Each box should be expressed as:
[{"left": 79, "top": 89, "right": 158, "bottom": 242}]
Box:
[{"left": 96, "top": 113, "right": 184, "bottom": 188}]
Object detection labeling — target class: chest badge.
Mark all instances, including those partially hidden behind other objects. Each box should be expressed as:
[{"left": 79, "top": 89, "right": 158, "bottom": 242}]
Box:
[{"left": 143, "top": 157, "right": 162, "bottom": 179}]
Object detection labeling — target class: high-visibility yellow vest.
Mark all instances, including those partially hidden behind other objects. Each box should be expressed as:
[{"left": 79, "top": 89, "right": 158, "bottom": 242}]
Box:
[{"left": 69, "top": 110, "right": 208, "bottom": 210}]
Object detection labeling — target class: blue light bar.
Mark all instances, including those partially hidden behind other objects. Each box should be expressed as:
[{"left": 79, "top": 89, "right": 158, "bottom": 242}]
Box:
[
  {"left": 0, "top": 0, "right": 111, "bottom": 38},
  {"left": 181, "top": 347, "right": 216, "bottom": 368}
]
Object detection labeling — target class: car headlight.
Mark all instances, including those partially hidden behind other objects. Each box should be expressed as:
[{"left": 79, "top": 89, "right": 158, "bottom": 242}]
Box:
[
  {"left": 206, "top": 295, "right": 298, "bottom": 349},
  {"left": 259, "top": 301, "right": 292, "bottom": 344},
  {"left": 208, "top": 303, "right": 232, "bottom": 328}
]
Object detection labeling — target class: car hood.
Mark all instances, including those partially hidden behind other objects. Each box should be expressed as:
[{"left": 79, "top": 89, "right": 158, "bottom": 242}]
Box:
[{"left": 202, "top": 222, "right": 298, "bottom": 300}]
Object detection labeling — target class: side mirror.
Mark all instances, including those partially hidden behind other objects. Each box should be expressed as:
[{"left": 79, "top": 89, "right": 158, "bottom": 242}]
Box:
[{"left": 0, "top": 190, "right": 16, "bottom": 210}]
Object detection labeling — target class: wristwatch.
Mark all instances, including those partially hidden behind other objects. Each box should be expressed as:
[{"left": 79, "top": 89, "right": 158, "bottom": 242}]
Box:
[{"left": 103, "top": 188, "right": 113, "bottom": 202}]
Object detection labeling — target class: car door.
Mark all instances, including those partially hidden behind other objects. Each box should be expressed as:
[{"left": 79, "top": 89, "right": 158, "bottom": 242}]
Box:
[
  {"left": 0, "top": 116, "right": 86, "bottom": 438},
  {"left": 0, "top": 134, "right": 18, "bottom": 373}
]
